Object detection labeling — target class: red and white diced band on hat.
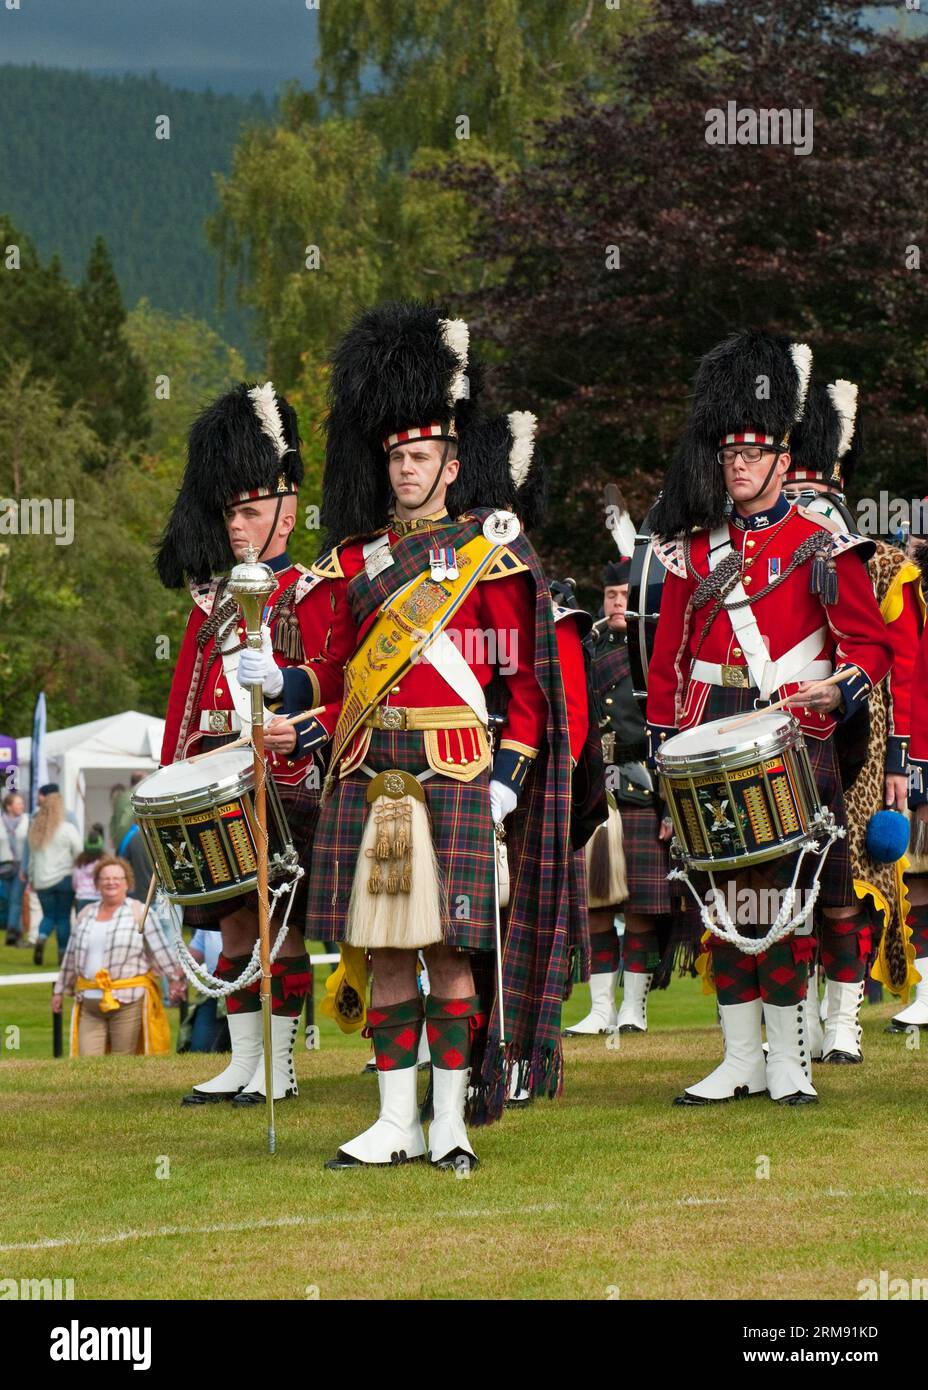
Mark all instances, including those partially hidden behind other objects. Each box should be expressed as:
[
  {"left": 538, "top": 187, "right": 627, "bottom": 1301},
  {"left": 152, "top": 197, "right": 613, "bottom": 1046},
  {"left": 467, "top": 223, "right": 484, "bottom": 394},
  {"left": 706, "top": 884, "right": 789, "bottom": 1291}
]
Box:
[
  {"left": 784, "top": 468, "right": 826, "bottom": 482},
  {"left": 383, "top": 419, "right": 457, "bottom": 452},
  {"left": 226, "top": 474, "right": 299, "bottom": 507},
  {"left": 719, "top": 431, "right": 780, "bottom": 448}
]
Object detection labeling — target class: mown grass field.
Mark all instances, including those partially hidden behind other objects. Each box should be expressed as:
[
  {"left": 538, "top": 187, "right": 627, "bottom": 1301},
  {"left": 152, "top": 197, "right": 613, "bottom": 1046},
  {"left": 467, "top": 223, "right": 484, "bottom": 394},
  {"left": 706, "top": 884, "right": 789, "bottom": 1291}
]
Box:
[{"left": 1, "top": 938, "right": 926, "bottom": 1301}]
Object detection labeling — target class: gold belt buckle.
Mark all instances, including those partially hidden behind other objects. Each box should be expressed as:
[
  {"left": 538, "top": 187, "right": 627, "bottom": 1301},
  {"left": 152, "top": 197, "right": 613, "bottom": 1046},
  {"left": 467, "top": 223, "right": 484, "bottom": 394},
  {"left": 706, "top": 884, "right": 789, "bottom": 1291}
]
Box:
[
  {"left": 378, "top": 706, "right": 406, "bottom": 731},
  {"left": 208, "top": 710, "right": 231, "bottom": 733},
  {"left": 721, "top": 664, "right": 748, "bottom": 688}
]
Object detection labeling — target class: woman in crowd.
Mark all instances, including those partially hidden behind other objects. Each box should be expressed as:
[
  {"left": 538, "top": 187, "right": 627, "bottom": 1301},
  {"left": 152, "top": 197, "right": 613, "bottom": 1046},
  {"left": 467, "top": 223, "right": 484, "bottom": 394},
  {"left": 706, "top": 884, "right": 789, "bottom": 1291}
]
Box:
[
  {"left": 28, "top": 788, "right": 82, "bottom": 965},
  {"left": 52, "top": 855, "right": 185, "bottom": 1056}
]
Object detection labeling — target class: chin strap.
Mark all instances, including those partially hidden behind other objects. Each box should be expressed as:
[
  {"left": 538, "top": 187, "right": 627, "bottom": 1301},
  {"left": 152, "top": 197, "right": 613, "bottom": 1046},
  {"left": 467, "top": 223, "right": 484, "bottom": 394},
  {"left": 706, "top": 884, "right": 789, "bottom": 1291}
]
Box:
[
  {"left": 744, "top": 454, "right": 782, "bottom": 506},
  {"left": 257, "top": 494, "right": 285, "bottom": 561}
]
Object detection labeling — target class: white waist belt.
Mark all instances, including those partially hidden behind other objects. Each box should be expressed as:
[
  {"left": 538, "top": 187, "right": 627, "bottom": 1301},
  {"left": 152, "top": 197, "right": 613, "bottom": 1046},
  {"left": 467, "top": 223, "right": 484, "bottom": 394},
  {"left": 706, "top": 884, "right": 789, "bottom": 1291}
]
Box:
[
  {"left": 198, "top": 710, "right": 243, "bottom": 734},
  {"left": 690, "top": 659, "right": 832, "bottom": 690}
]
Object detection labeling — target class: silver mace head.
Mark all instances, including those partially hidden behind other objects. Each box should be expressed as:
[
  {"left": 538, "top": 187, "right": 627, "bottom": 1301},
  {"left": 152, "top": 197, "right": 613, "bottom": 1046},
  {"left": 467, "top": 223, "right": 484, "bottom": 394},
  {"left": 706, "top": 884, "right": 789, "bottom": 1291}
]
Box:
[{"left": 228, "top": 543, "right": 276, "bottom": 636}]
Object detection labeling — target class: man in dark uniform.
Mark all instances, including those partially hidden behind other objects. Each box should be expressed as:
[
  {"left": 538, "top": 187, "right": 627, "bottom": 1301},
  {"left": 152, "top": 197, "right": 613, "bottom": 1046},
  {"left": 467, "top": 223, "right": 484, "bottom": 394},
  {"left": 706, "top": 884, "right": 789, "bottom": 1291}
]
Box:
[{"left": 565, "top": 558, "right": 674, "bottom": 1035}]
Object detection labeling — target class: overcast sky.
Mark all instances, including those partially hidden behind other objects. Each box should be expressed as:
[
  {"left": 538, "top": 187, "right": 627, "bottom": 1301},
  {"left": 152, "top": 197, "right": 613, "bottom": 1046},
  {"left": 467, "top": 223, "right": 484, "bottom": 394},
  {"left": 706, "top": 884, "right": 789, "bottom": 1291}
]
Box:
[{"left": 0, "top": 0, "right": 320, "bottom": 96}]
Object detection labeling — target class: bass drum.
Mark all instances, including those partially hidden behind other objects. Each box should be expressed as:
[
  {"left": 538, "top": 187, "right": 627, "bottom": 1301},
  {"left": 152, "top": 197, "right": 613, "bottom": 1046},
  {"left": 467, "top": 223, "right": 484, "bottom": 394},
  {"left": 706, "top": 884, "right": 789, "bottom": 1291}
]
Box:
[{"left": 626, "top": 506, "right": 666, "bottom": 708}]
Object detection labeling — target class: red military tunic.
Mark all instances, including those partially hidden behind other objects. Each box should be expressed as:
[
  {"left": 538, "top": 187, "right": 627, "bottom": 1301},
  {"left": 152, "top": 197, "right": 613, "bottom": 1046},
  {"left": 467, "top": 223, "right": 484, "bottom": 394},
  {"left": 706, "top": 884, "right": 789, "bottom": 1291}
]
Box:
[
  {"left": 315, "top": 516, "right": 547, "bottom": 790},
  {"left": 908, "top": 597, "right": 928, "bottom": 802},
  {"left": 161, "top": 553, "right": 347, "bottom": 786},
  {"left": 553, "top": 605, "right": 590, "bottom": 765},
  {"left": 882, "top": 564, "right": 923, "bottom": 775},
  {"left": 645, "top": 501, "right": 894, "bottom": 756}
]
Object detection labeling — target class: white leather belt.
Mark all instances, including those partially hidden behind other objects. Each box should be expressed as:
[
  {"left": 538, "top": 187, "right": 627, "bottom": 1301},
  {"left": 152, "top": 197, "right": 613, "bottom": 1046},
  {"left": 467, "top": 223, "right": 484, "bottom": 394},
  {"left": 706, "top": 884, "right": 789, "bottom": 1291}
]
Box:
[
  {"left": 690, "top": 658, "right": 832, "bottom": 690},
  {"left": 199, "top": 710, "right": 243, "bottom": 735}
]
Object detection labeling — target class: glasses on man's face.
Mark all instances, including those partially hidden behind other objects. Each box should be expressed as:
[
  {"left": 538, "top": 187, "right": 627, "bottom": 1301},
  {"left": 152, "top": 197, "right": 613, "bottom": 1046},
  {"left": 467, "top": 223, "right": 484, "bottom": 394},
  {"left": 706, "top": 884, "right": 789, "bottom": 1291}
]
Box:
[{"left": 717, "top": 446, "right": 782, "bottom": 468}]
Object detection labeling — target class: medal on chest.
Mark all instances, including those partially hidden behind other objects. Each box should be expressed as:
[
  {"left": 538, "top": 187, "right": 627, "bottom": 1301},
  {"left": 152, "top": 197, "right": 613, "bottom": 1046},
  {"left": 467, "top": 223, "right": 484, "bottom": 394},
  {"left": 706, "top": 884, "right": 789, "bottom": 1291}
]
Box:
[
  {"left": 768, "top": 557, "right": 781, "bottom": 584},
  {"left": 428, "top": 546, "right": 458, "bottom": 581}
]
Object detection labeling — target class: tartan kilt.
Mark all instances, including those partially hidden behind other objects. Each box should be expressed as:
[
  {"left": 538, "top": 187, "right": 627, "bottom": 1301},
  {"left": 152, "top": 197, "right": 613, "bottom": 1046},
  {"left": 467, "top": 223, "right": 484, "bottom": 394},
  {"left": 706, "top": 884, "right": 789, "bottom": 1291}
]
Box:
[
  {"left": 183, "top": 773, "right": 321, "bottom": 929},
  {"left": 305, "top": 728, "right": 496, "bottom": 952},
  {"left": 670, "top": 685, "right": 854, "bottom": 930},
  {"left": 617, "top": 800, "right": 674, "bottom": 915}
]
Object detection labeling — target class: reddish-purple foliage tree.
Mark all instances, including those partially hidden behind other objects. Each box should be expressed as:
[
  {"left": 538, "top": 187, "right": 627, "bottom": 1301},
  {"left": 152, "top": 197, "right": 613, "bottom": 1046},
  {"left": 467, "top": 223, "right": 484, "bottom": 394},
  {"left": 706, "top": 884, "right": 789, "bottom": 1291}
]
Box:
[{"left": 444, "top": 0, "right": 928, "bottom": 590}]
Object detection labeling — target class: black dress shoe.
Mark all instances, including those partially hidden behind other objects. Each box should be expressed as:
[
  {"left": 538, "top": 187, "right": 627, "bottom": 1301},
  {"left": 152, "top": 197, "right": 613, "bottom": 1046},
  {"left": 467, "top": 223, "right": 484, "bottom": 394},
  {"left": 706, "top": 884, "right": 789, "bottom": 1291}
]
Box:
[
  {"left": 32, "top": 940, "right": 44, "bottom": 966},
  {"left": 772, "top": 1091, "right": 818, "bottom": 1105},
  {"left": 180, "top": 1089, "right": 238, "bottom": 1106},
  {"left": 618, "top": 1023, "right": 646, "bottom": 1035},
  {"left": 429, "top": 1147, "right": 479, "bottom": 1172},
  {"left": 821, "top": 1049, "right": 862, "bottom": 1064},
  {"left": 672, "top": 1084, "right": 759, "bottom": 1106},
  {"left": 324, "top": 1148, "right": 423, "bottom": 1170},
  {"left": 5, "top": 931, "right": 18, "bottom": 947}
]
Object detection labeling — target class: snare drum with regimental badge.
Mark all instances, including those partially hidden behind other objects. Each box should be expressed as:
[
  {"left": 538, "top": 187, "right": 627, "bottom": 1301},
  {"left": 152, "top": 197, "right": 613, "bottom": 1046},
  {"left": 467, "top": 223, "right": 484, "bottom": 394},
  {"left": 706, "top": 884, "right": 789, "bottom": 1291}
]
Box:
[
  {"left": 656, "top": 711, "right": 827, "bottom": 872},
  {"left": 131, "top": 749, "right": 299, "bottom": 905}
]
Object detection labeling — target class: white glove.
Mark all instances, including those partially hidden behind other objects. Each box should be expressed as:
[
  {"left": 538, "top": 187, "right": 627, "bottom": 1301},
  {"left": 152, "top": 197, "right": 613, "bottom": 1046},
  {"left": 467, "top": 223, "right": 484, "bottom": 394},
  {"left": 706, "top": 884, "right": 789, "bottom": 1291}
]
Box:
[
  {"left": 489, "top": 779, "right": 518, "bottom": 825},
  {"left": 237, "top": 624, "right": 283, "bottom": 698}
]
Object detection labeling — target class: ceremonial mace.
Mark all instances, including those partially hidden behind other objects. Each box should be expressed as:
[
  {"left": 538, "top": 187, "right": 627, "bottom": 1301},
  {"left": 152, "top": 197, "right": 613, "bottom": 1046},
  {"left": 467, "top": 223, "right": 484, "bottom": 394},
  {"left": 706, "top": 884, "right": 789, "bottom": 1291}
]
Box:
[{"left": 229, "top": 545, "right": 278, "bottom": 1155}]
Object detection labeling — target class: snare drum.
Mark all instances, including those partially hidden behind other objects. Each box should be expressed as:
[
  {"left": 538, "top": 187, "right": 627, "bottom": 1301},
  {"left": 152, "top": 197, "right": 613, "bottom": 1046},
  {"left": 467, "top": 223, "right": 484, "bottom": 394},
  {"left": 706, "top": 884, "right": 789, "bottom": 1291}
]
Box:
[
  {"left": 656, "top": 711, "right": 826, "bottom": 871},
  {"left": 131, "top": 749, "right": 299, "bottom": 905}
]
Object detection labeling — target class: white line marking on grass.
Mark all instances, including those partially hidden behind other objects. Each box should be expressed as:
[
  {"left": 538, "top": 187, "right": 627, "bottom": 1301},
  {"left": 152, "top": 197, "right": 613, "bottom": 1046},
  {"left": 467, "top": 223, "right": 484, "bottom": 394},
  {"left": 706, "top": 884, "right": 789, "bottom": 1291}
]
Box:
[
  {"left": 0, "top": 972, "right": 59, "bottom": 986},
  {"left": 0, "top": 1203, "right": 562, "bottom": 1254}
]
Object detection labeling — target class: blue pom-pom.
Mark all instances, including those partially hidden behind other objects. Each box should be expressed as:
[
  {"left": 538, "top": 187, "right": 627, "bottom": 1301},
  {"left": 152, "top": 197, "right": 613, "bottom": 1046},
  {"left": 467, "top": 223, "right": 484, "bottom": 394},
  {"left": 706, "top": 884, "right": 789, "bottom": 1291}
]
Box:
[{"left": 865, "top": 810, "right": 910, "bottom": 864}]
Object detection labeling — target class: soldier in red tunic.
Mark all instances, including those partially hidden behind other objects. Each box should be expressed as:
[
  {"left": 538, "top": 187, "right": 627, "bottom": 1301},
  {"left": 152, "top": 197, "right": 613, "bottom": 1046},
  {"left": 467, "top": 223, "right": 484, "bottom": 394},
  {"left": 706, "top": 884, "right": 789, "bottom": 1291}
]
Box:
[
  {"left": 156, "top": 383, "right": 347, "bottom": 1107},
  {"left": 784, "top": 380, "right": 923, "bottom": 1057},
  {"left": 646, "top": 332, "right": 893, "bottom": 1105},
  {"left": 306, "top": 302, "right": 577, "bottom": 1169}
]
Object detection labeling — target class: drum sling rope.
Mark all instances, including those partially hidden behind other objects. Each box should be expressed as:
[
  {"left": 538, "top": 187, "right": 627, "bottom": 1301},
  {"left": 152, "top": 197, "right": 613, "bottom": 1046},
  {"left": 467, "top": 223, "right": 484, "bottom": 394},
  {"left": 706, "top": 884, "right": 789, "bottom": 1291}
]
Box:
[{"left": 667, "top": 817, "right": 845, "bottom": 955}]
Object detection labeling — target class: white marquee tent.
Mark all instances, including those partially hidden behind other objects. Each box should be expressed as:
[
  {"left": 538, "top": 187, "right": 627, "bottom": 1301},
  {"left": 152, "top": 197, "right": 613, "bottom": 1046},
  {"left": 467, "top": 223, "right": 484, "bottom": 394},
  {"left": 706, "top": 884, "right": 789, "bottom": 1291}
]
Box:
[{"left": 16, "top": 710, "right": 164, "bottom": 842}]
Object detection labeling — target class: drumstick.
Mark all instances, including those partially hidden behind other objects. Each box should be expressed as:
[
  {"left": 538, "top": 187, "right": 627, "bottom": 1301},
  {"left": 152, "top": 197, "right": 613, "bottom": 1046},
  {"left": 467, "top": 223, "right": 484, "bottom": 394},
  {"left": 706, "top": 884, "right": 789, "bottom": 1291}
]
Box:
[
  {"left": 137, "top": 872, "right": 158, "bottom": 934},
  {"left": 283, "top": 706, "right": 325, "bottom": 726},
  {"left": 717, "top": 667, "right": 860, "bottom": 734}
]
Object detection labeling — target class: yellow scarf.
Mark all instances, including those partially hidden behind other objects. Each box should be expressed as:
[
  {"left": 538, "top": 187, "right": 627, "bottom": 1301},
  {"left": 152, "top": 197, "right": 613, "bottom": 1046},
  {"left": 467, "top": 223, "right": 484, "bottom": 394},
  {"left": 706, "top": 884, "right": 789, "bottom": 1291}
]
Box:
[{"left": 70, "top": 971, "right": 171, "bottom": 1056}]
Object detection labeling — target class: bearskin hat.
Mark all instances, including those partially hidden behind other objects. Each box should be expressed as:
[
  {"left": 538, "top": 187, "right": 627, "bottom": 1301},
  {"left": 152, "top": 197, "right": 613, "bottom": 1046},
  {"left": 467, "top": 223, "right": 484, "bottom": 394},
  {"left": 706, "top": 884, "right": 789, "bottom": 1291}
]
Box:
[
  {"left": 449, "top": 409, "right": 546, "bottom": 530},
  {"left": 786, "top": 379, "right": 859, "bottom": 491},
  {"left": 650, "top": 330, "right": 813, "bottom": 537},
  {"left": 156, "top": 382, "right": 303, "bottom": 588},
  {"left": 320, "top": 300, "right": 483, "bottom": 545}
]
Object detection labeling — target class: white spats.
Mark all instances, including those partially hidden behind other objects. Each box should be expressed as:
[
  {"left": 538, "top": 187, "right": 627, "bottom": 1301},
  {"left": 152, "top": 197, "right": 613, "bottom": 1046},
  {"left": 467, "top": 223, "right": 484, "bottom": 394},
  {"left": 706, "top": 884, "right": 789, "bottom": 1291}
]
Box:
[
  {"left": 805, "top": 973, "right": 825, "bottom": 1061},
  {"left": 233, "top": 1014, "right": 300, "bottom": 1103},
  {"left": 564, "top": 970, "right": 619, "bottom": 1035},
  {"left": 617, "top": 971, "right": 652, "bottom": 1033},
  {"left": 674, "top": 999, "right": 767, "bottom": 1104},
  {"left": 329, "top": 1068, "right": 426, "bottom": 1167},
  {"left": 247, "top": 381, "right": 289, "bottom": 459},
  {"left": 184, "top": 1010, "right": 263, "bottom": 1102},
  {"left": 821, "top": 979, "right": 864, "bottom": 1062},
  {"left": 428, "top": 1066, "right": 477, "bottom": 1168},
  {"left": 764, "top": 1001, "right": 818, "bottom": 1102},
  {"left": 890, "top": 956, "right": 928, "bottom": 1029}
]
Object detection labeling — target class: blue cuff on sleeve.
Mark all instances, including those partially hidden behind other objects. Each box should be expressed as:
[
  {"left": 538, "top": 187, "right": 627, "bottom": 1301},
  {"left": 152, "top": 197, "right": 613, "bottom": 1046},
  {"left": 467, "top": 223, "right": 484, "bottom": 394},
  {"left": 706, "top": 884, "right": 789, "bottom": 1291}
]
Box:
[
  {"left": 908, "top": 760, "right": 928, "bottom": 809},
  {"left": 295, "top": 716, "right": 329, "bottom": 757},
  {"left": 281, "top": 666, "right": 316, "bottom": 717},
  {"left": 885, "top": 736, "right": 909, "bottom": 778},
  {"left": 492, "top": 746, "right": 534, "bottom": 796},
  {"left": 645, "top": 723, "right": 677, "bottom": 768},
  {"left": 834, "top": 667, "right": 872, "bottom": 723}
]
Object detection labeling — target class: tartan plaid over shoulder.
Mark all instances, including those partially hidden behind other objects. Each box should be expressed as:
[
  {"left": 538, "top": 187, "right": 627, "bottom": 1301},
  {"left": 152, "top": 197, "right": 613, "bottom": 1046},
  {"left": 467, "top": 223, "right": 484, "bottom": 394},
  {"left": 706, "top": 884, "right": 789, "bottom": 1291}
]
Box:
[{"left": 464, "top": 510, "right": 578, "bottom": 1124}]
